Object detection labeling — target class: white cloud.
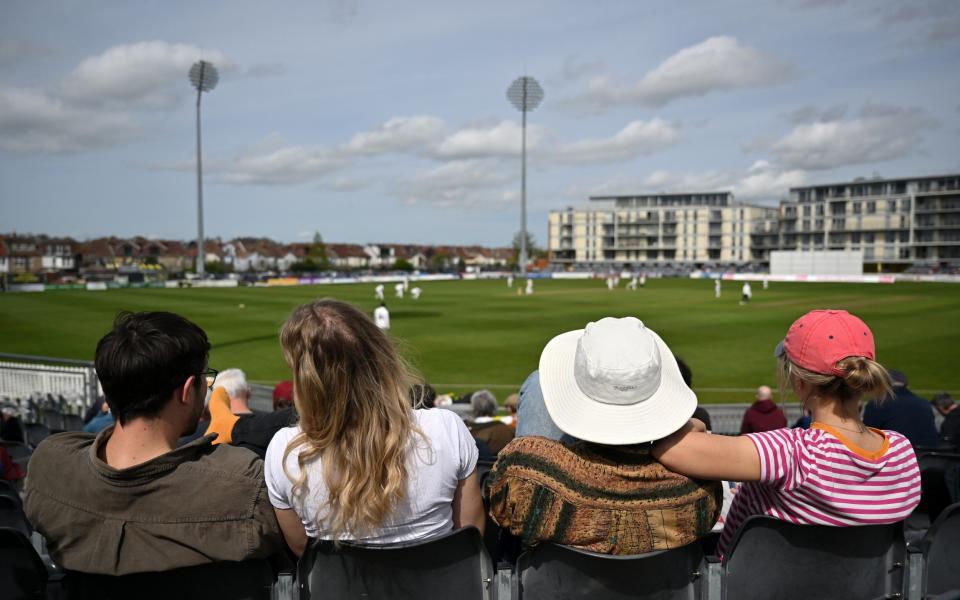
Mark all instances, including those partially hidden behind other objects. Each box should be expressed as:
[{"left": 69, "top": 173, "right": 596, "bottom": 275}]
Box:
[
  {"left": 550, "top": 119, "right": 678, "bottom": 164},
  {"left": 588, "top": 160, "right": 805, "bottom": 203},
  {"left": 61, "top": 41, "right": 231, "bottom": 109},
  {"left": 432, "top": 120, "right": 541, "bottom": 159},
  {"left": 396, "top": 159, "right": 514, "bottom": 208},
  {"left": 219, "top": 146, "right": 348, "bottom": 185},
  {"left": 344, "top": 115, "right": 445, "bottom": 155},
  {"left": 567, "top": 36, "right": 791, "bottom": 111},
  {"left": 0, "top": 86, "right": 139, "bottom": 153},
  {"left": 773, "top": 104, "right": 935, "bottom": 169}
]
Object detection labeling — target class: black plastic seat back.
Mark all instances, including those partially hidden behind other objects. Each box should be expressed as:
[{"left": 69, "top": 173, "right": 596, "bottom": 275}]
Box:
[
  {"left": 917, "top": 452, "right": 960, "bottom": 523},
  {"left": 24, "top": 424, "right": 50, "bottom": 448},
  {"left": 0, "top": 479, "right": 22, "bottom": 510},
  {"left": 517, "top": 541, "right": 703, "bottom": 600},
  {"left": 62, "top": 559, "right": 274, "bottom": 600},
  {"left": 722, "top": 517, "right": 905, "bottom": 600},
  {"left": 0, "top": 495, "right": 31, "bottom": 537},
  {"left": 62, "top": 414, "right": 85, "bottom": 432},
  {"left": 298, "top": 526, "right": 491, "bottom": 600},
  {"left": 0, "top": 526, "right": 47, "bottom": 600},
  {"left": 923, "top": 502, "right": 960, "bottom": 596}
]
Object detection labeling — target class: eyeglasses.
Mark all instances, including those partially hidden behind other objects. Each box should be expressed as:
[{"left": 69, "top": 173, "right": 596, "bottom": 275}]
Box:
[{"left": 202, "top": 368, "right": 219, "bottom": 391}]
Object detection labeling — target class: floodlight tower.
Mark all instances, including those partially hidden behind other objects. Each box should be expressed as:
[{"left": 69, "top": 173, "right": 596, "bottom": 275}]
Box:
[
  {"left": 507, "top": 76, "right": 543, "bottom": 278},
  {"left": 188, "top": 60, "right": 219, "bottom": 278}
]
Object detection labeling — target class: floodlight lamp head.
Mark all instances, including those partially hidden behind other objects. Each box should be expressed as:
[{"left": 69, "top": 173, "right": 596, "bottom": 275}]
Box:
[
  {"left": 507, "top": 76, "right": 543, "bottom": 112},
  {"left": 189, "top": 60, "right": 219, "bottom": 92}
]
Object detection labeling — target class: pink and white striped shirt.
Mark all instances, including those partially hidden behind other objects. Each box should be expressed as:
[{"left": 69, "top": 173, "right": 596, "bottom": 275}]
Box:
[{"left": 717, "top": 423, "right": 921, "bottom": 556}]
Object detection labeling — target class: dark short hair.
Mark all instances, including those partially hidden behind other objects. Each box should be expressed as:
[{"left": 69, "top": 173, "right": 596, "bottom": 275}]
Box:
[
  {"left": 95, "top": 312, "right": 210, "bottom": 424},
  {"left": 409, "top": 383, "right": 437, "bottom": 408},
  {"left": 932, "top": 392, "right": 955, "bottom": 411},
  {"left": 675, "top": 357, "right": 693, "bottom": 387}
]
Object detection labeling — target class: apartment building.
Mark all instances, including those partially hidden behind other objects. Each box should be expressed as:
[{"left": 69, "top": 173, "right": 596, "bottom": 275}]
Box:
[
  {"left": 549, "top": 192, "right": 779, "bottom": 268},
  {"left": 781, "top": 174, "right": 960, "bottom": 265}
]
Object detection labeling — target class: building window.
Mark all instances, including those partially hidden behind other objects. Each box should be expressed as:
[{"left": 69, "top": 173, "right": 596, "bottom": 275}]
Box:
[
  {"left": 867, "top": 201, "right": 876, "bottom": 214},
  {"left": 885, "top": 232, "right": 895, "bottom": 243},
  {"left": 865, "top": 233, "right": 875, "bottom": 243},
  {"left": 852, "top": 233, "right": 861, "bottom": 244},
  {"left": 853, "top": 203, "right": 862, "bottom": 215}
]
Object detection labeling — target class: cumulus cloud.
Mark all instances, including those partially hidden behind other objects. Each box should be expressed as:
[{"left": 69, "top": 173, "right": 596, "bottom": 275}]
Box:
[
  {"left": 0, "top": 86, "right": 139, "bottom": 153},
  {"left": 396, "top": 159, "right": 514, "bottom": 208},
  {"left": 587, "top": 160, "right": 805, "bottom": 203},
  {"left": 784, "top": 103, "right": 848, "bottom": 124},
  {"left": 219, "top": 146, "right": 348, "bottom": 185},
  {"left": 566, "top": 36, "right": 791, "bottom": 111},
  {"left": 60, "top": 41, "right": 231, "bottom": 109},
  {"left": 550, "top": 119, "right": 678, "bottom": 164},
  {"left": 773, "top": 104, "right": 935, "bottom": 169},
  {"left": 344, "top": 115, "right": 445, "bottom": 155},
  {"left": 432, "top": 120, "right": 541, "bottom": 160}
]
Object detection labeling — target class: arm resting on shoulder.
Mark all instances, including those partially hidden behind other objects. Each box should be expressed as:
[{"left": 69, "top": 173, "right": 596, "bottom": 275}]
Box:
[
  {"left": 652, "top": 420, "right": 762, "bottom": 482},
  {"left": 452, "top": 470, "right": 485, "bottom": 535},
  {"left": 273, "top": 508, "right": 308, "bottom": 557}
]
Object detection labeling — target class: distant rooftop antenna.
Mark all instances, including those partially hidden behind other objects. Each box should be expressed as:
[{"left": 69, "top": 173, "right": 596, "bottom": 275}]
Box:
[
  {"left": 507, "top": 76, "right": 543, "bottom": 278},
  {"left": 188, "top": 60, "right": 219, "bottom": 279}
]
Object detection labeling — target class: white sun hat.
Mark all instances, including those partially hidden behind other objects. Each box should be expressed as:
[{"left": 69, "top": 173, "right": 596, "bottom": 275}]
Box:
[{"left": 538, "top": 316, "right": 696, "bottom": 445}]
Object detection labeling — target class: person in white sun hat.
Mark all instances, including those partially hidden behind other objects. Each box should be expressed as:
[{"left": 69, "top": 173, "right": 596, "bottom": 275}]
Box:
[{"left": 485, "top": 316, "right": 720, "bottom": 555}]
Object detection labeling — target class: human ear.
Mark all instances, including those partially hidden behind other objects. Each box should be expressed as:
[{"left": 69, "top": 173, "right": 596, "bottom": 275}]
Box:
[{"left": 180, "top": 375, "right": 197, "bottom": 405}]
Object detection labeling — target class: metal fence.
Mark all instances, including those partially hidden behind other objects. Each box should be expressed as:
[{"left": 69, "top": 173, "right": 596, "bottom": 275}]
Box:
[{"left": 0, "top": 353, "right": 99, "bottom": 415}]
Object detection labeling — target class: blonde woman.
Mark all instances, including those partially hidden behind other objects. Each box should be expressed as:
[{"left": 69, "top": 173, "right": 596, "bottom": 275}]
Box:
[
  {"left": 653, "top": 309, "right": 921, "bottom": 556},
  {"left": 264, "top": 300, "right": 484, "bottom": 555}
]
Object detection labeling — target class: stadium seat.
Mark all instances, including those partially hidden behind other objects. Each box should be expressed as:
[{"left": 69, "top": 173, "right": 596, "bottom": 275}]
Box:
[
  {"left": 907, "top": 452, "right": 960, "bottom": 542},
  {"left": 0, "top": 495, "right": 32, "bottom": 538},
  {"left": 722, "top": 516, "right": 906, "bottom": 600},
  {"left": 24, "top": 424, "right": 50, "bottom": 448},
  {"left": 0, "top": 480, "right": 23, "bottom": 510},
  {"left": 297, "top": 526, "right": 494, "bottom": 600},
  {"left": 61, "top": 414, "right": 85, "bottom": 432},
  {"left": 908, "top": 502, "right": 960, "bottom": 599},
  {"left": 515, "top": 540, "right": 704, "bottom": 600},
  {"left": 60, "top": 559, "right": 275, "bottom": 600},
  {"left": 0, "top": 526, "right": 48, "bottom": 600},
  {"left": 1, "top": 441, "right": 33, "bottom": 472}
]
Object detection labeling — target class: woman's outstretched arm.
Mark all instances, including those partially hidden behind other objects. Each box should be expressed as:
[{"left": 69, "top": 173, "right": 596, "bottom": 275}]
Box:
[{"left": 652, "top": 420, "right": 763, "bottom": 482}]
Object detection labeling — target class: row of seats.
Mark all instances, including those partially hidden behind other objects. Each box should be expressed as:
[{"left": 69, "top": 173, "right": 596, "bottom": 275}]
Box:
[{"left": 3, "top": 504, "right": 959, "bottom": 600}]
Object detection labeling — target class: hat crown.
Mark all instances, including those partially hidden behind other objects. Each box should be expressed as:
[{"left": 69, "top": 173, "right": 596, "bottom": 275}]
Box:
[{"left": 574, "top": 317, "right": 661, "bottom": 405}]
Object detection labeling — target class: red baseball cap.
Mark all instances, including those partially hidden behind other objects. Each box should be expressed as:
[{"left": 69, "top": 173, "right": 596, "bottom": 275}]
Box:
[
  {"left": 776, "top": 310, "right": 875, "bottom": 377},
  {"left": 272, "top": 380, "right": 293, "bottom": 402}
]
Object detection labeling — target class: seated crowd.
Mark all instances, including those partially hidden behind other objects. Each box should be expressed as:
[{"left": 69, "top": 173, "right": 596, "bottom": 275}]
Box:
[{"left": 4, "top": 300, "right": 957, "bottom": 591}]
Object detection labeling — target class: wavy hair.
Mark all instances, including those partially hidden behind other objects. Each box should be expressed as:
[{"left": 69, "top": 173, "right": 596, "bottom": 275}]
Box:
[
  {"left": 778, "top": 355, "right": 892, "bottom": 406},
  {"left": 280, "top": 299, "right": 421, "bottom": 538}
]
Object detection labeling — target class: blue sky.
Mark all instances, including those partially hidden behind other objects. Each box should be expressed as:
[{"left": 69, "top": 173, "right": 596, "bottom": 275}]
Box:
[{"left": 1, "top": 0, "right": 958, "bottom": 246}]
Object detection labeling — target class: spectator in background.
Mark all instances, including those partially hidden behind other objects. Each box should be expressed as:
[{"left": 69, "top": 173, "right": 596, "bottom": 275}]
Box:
[
  {"left": 487, "top": 317, "right": 720, "bottom": 554},
  {"left": 676, "top": 357, "right": 712, "bottom": 431},
  {"left": 410, "top": 383, "right": 437, "bottom": 409},
  {"left": 1, "top": 403, "right": 25, "bottom": 443},
  {"left": 740, "top": 386, "right": 787, "bottom": 434},
  {"left": 216, "top": 368, "right": 254, "bottom": 415},
  {"left": 273, "top": 381, "right": 294, "bottom": 411},
  {"left": 503, "top": 393, "right": 519, "bottom": 429},
  {"left": 863, "top": 370, "right": 939, "bottom": 449},
  {"left": 467, "top": 389, "right": 514, "bottom": 454},
  {"left": 82, "top": 401, "right": 115, "bottom": 434},
  {"left": 265, "top": 300, "right": 483, "bottom": 555},
  {"left": 654, "top": 309, "right": 921, "bottom": 557},
  {"left": 932, "top": 392, "right": 960, "bottom": 451},
  {"left": 25, "top": 311, "right": 283, "bottom": 575}
]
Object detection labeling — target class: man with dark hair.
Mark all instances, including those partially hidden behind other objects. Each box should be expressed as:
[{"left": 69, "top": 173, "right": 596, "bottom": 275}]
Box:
[
  {"left": 863, "top": 370, "right": 939, "bottom": 449},
  {"left": 931, "top": 392, "right": 960, "bottom": 451},
  {"left": 25, "top": 312, "right": 283, "bottom": 575}
]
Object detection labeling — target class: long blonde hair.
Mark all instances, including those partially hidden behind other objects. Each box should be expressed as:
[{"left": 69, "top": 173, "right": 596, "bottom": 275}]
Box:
[
  {"left": 280, "top": 299, "right": 420, "bottom": 538},
  {"left": 778, "top": 354, "right": 892, "bottom": 408}
]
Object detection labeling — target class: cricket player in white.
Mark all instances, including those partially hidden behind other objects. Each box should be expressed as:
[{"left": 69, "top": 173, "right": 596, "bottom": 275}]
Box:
[
  {"left": 627, "top": 275, "right": 638, "bottom": 290},
  {"left": 507, "top": 275, "right": 514, "bottom": 288},
  {"left": 639, "top": 273, "right": 646, "bottom": 288},
  {"left": 411, "top": 287, "right": 421, "bottom": 300},
  {"left": 525, "top": 279, "right": 534, "bottom": 295},
  {"left": 374, "top": 284, "right": 385, "bottom": 301},
  {"left": 403, "top": 275, "right": 410, "bottom": 291},
  {"left": 740, "top": 281, "right": 752, "bottom": 305},
  {"left": 714, "top": 278, "right": 721, "bottom": 298},
  {"left": 373, "top": 303, "right": 390, "bottom": 330},
  {"left": 394, "top": 282, "right": 404, "bottom": 299}
]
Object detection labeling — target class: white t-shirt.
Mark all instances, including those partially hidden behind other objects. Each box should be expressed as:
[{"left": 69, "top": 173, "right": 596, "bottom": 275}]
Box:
[
  {"left": 264, "top": 408, "right": 479, "bottom": 543},
  {"left": 373, "top": 306, "right": 390, "bottom": 329}
]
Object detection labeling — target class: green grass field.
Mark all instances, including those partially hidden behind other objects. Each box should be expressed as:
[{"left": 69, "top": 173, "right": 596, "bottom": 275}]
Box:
[{"left": 1, "top": 279, "right": 958, "bottom": 403}]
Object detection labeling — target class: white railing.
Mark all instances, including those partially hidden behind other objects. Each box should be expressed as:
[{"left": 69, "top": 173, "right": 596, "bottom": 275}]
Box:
[{"left": 0, "top": 353, "right": 99, "bottom": 413}]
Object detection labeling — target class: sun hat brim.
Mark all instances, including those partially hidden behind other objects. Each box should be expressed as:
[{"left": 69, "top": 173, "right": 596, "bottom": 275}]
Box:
[{"left": 538, "top": 328, "right": 697, "bottom": 445}]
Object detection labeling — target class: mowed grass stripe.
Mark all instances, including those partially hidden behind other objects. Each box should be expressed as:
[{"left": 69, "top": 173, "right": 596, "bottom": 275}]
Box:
[{"left": 0, "top": 279, "right": 957, "bottom": 401}]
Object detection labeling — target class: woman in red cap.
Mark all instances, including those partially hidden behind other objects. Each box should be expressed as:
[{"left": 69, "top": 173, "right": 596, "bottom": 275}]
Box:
[{"left": 654, "top": 309, "right": 921, "bottom": 555}]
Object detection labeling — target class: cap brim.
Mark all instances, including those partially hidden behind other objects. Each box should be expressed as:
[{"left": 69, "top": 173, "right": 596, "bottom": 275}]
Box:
[{"left": 538, "top": 329, "right": 697, "bottom": 445}]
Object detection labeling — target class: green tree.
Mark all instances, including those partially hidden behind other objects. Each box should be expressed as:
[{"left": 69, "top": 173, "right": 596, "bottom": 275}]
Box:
[
  {"left": 307, "top": 232, "right": 330, "bottom": 271},
  {"left": 510, "top": 230, "right": 545, "bottom": 268},
  {"left": 430, "top": 253, "right": 451, "bottom": 272},
  {"left": 394, "top": 258, "right": 415, "bottom": 272}
]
